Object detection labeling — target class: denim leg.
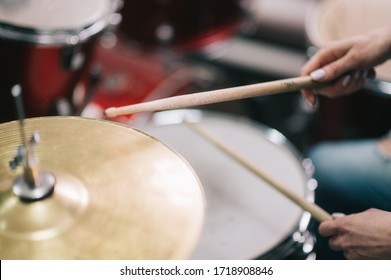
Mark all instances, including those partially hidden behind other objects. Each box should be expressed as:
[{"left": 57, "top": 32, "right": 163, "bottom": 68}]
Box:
[{"left": 306, "top": 139, "right": 391, "bottom": 259}]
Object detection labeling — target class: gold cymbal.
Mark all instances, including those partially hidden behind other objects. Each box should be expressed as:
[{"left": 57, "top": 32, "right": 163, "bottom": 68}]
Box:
[{"left": 0, "top": 116, "right": 205, "bottom": 259}]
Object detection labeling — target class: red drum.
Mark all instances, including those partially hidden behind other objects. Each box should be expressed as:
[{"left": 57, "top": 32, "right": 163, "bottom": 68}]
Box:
[
  {"left": 118, "top": 0, "right": 241, "bottom": 51},
  {"left": 80, "top": 35, "right": 193, "bottom": 124},
  {"left": 0, "top": 0, "right": 117, "bottom": 123}
]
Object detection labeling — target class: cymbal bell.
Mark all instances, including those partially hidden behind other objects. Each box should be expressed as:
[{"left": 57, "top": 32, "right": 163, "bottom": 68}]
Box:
[{"left": 0, "top": 116, "right": 205, "bottom": 259}]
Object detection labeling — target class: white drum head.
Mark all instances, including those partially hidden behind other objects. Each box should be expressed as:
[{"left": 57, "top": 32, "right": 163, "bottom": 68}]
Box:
[
  {"left": 306, "top": 0, "right": 391, "bottom": 81},
  {"left": 139, "top": 110, "right": 309, "bottom": 260},
  {"left": 0, "top": 0, "right": 113, "bottom": 44}
]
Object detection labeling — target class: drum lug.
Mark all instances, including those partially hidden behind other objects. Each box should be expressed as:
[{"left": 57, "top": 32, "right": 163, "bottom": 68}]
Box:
[
  {"left": 301, "top": 158, "right": 317, "bottom": 210},
  {"left": 292, "top": 230, "right": 315, "bottom": 258},
  {"left": 61, "top": 45, "right": 85, "bottom": 71},
  {"left": 302, "top": 158, "right": 314, "bottom": 177}
]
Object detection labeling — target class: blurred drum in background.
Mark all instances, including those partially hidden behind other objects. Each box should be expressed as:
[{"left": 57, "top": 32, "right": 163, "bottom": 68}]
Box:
[
  {"left": 139, "top": 110, "right": 316, "bottom": 260},
  {"left": 305, "top": 0, "right": 391, "bottom": 141},
  {"left": 241, "top": 0, "right": 313, "bottom": 49},
  {"left": 0, "top": 0, "right": 119, "bottom": 122},
  {"left": 118, "top": 0, "right": 241, "bottom": 51},
  {"left": 80, "top": 35, "right": 193, "bottom": 124},
  {"left": 306, "top": 0, "right": 391, "bottom": 83}
]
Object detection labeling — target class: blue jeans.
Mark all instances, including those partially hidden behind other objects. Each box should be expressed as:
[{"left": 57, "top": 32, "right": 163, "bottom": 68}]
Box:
[{"left": 307, "top": 139, "right": 391, "bottom": 259}]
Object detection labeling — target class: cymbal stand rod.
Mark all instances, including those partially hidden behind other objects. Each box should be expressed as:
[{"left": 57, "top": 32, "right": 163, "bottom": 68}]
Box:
[
  {"left": 12, "top": 86, "right": 28, "bottom": 155},
  {"left": 11, "top": 85, "right": 40, "bottom": 186},
  {"left": 11, "top": 85, "right": 55, "bottom": 201}
]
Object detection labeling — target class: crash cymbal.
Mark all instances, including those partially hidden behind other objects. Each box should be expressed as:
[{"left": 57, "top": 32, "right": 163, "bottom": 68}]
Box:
[{"left": 0, "top": 116, "right": 205, "bottom": 259}]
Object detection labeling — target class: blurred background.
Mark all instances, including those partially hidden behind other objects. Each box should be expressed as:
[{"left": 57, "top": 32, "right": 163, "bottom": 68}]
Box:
[
  {"left": 1, "top": 0, "right": 391, "bottom": 261},
  {"left": 1, "top": 0, "right": 391, "bottom": 153}
]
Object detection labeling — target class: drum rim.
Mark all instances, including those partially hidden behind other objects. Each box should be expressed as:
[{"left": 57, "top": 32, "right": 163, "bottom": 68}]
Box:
[
  {"left": 0, "top": 0, "right": 117, "bottom": 45},
  {"left": 0, "top": 20, "right": 108, "bottom": 45},
  {"left": 145, "top": 108, "right": 315, "bottom": 187},
  {"left": 142, "top": 109, "right": 316, "bottom": 259}
]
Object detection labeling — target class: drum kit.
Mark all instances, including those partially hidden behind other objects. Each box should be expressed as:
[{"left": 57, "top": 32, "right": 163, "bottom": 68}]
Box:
[
  {"left": 0, "top": 116, "right": 204, "bottom": 259},
  {"left": 0, "top": 0, "right": 390, "bottom": 260}
]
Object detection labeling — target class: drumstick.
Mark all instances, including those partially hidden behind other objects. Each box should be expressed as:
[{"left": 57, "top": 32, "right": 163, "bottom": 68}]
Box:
[
  {"left": 105, "top": 76, "right": 318, "bottom": 118},
  {"left": 188, "top": 122, "right": 332, "bottom": 223}
]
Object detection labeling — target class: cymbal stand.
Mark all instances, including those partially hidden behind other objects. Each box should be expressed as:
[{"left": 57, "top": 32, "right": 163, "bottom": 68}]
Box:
[{"left": 9, "top": 85, "right": 55, "bottom": 201}]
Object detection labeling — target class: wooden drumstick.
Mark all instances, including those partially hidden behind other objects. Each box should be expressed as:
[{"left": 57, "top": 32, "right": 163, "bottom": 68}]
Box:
[
  {"left": 188, "top": 122, "right": 332, "bottom": 223},
  {"left": 105, "top": 76, "right": 318, "bottom": 118}
]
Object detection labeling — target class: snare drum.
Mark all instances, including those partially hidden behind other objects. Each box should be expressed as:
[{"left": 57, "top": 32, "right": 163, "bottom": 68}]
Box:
[
  {"left": 0, "top": 0, "right": 117, "bottom": 122},
  {"left": 306, "top": 0, "right": 391, "bottom": 82},
  {"left": 138, "top": 110, "right": 315, "bottom": 259}
]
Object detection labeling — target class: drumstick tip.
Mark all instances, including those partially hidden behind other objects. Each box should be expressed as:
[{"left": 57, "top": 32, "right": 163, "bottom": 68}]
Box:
[{"left": 104, "top": 107, "right": 117, "bottom": 118}]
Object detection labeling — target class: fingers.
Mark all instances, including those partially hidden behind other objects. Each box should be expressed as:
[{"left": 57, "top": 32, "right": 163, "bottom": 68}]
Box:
[
  {"left": 301, "top": 89, "right": 317, "bottom": 108},
  {"left": 329, "top": 237, "right": 367, "bottom": 259},
  {"left": 331, "top": 212, "right": 346, "bottom": 218},
  {"left": 300, "top": 38, "right": 369, "bottom": 102},
  {"left": 301, "top": 41, "right": 352, "bottom": 77},
  {"left": 328, "top": 236, "right": 343, "bottom": 251},
  {"left": 318, "top": 212, "right": 346, "bottom": 236},
  {"left": 301, "top": 70, "right": 367, "bottom": 105},
  {"left": 330, "top": 240, "right": 371, "bottom": 260},
  {"left": 319, "top": 213, "right": 366, "bottom": 259},
  {"left": 315, "top": 71, "right": 367, "bottom": 96},
  {"left": 313, "top": 52, "right": 358, "bottom": 82},
  {"left": 320, "top": 215, "right": 346, "bottom": 254},
  {"left": 319, "top": 221, "right": 339, "bottom": 237},
  {"left": 343, "top": 250, "right": 367, "bottom": 260}
]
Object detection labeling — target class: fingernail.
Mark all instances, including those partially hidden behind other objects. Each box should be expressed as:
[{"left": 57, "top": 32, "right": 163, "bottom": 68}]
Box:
[
  {"left": 332, "top": 212, "right": 346, "bottom": 218},
  {"left": 305, "top": 95, "right": 316, "bottom": 108},
  {"left": 342, "top": 75, "right": 351, "bottom": 87},
  {"left": 310, "top": 69, "right": 326, "bottom": 81}
]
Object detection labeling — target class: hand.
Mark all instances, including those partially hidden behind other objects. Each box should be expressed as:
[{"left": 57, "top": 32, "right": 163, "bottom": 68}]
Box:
[
  {"left": 301, "top": 26, "right": 391, "bottom": 107},
  {"left": 379, "top": 137, "right": 391, "bottom": 157},
  {"left": 319, "top": 208, "right": 391, "bottom": 259}
]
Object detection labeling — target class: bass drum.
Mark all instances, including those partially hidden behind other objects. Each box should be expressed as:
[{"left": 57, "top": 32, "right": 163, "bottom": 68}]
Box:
[
  {"left": 138, "top": 110, "right": 316, "bottom": 259},
  {"left": 0, "top": 0, "right": 118, "bottom": 122}
]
